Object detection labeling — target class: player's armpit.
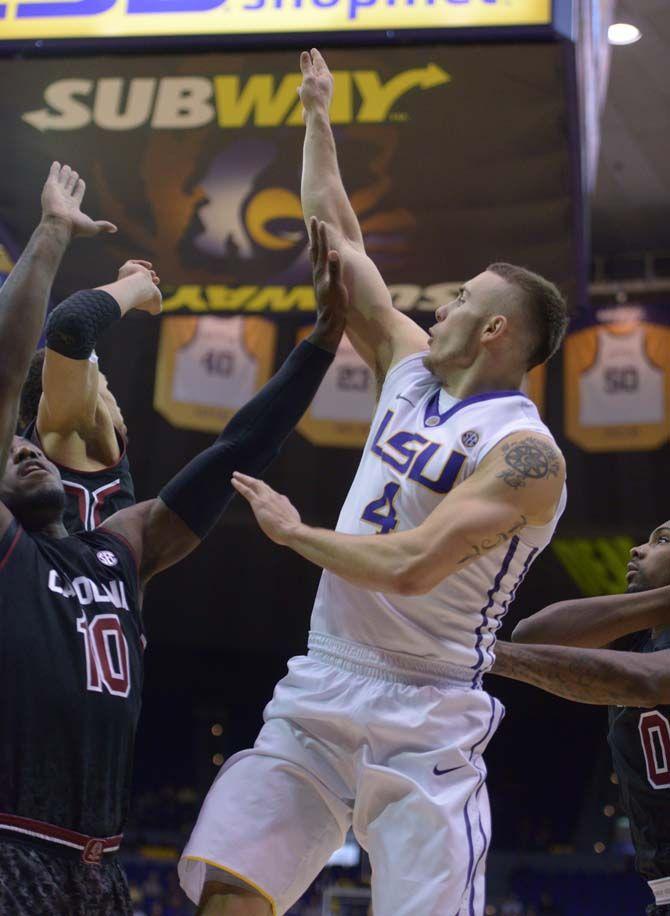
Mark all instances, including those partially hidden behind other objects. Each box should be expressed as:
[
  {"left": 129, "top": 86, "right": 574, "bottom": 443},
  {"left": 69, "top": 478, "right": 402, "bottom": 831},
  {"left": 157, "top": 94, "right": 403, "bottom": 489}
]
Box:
[
  {"left": 38, "top": 350, "right": 120, "bottom": 469},
  {"left": 0, "top": 500, "right": 15, "bottom": 543},
  {"left": 101, "top": 498, "right": 200, "bottom": 587}
]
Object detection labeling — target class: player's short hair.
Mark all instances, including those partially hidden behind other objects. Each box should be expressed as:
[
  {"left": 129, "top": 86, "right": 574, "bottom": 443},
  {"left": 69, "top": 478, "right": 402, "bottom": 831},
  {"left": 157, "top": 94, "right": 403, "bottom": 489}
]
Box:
[
  {"left": 487, "top": 262, "right": 569, "bottom": 370},
  {"left": 17, "top": 348, "right": 45, "bottom": 432}
]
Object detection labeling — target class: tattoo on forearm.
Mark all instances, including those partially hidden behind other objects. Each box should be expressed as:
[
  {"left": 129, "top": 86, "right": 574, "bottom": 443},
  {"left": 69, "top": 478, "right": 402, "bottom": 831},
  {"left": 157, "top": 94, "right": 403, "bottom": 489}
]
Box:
[
  {"left": 457, "top": 515, "right": 527, "bottom": 565},
  {"left": 493, "top": 645, "right": 646, "bottom": 706},
  {"left": 497, "top": 437, "right": 560, "bottom": 490}
]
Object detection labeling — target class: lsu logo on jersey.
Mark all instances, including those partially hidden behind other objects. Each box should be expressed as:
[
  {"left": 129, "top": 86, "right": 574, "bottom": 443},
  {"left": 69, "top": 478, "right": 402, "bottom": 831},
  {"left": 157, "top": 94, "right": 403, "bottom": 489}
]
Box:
[{"left": 371, "top": 408, "right": 466, "bottom": 495}]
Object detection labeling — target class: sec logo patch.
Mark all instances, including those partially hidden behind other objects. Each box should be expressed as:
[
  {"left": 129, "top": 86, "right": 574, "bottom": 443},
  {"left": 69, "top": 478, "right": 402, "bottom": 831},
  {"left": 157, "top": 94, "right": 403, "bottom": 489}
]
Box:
[
  {"left": 461, "top": 430, "right": 479, "bottom": 448},
  {"left": 96, "top": 550, "right": 118, "bottom": 568}
]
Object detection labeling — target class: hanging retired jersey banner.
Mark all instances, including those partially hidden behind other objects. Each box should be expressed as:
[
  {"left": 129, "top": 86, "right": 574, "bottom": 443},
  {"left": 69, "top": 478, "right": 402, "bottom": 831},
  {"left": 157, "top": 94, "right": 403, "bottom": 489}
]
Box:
[
  {"left": 564, "top": 310, "right": 670, "bottom": 452},
  {"left": 296, "top": 328, "right": 376, "bottom": 448},
  {"left": 153, "top": 315, "right": 277, "bottom": 434}
]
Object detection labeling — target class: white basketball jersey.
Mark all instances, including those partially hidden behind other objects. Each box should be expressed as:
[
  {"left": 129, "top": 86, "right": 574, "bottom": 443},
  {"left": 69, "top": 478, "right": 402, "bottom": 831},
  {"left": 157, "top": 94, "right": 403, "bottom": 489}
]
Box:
[
  {"left": 579, "top": 326, "right": 665, "bottom": 427},
  {"left": 310, "top": 352, "right": 566, "bottom": 684},
  {"left": 173, "top": 316, "right": 258, "bottom": 410}
]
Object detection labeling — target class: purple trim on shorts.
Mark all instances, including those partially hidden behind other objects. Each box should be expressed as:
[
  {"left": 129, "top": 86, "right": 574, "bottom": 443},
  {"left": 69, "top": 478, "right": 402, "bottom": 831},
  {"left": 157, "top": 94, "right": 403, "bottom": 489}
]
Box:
[
  {"left": 482, "top": 544, "right": 538, "bottom": 668},
  {"left": 462, "top": 797, "right": 475, "bottom": 914},
  {"left": 471, "top": 538, "right": 520, "bottom": 686},
  {"left": 469, "top": 768, "right": 491, "bottom": 916},
  {"left": 459, "top": 695, "right": 499, "bottom": 914}
]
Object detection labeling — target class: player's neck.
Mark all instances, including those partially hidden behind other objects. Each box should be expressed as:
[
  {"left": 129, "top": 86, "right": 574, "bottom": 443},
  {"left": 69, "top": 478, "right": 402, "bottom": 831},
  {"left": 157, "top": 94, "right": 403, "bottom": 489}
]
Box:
[
  {"left": 440, "top": 363, "right": 524, "bottom": 401},
  {"left": 25, "top": 517, "right": 69, "bottom": 539}
]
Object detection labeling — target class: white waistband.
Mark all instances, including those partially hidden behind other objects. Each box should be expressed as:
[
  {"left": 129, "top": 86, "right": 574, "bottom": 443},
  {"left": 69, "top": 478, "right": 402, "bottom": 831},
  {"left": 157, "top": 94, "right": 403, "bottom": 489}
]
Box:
[{"left": 307, "top": 632, "right": 474, "bottom": 688}]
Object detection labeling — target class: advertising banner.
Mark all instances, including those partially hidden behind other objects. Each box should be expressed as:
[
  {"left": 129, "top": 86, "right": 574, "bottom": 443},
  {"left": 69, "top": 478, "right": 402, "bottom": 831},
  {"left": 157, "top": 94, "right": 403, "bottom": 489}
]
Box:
[
  {"left": 0, "top": 0, "right": 552, "bottom": 43},
  {"left": 0, "top": 44, "right": 578, "bottom": 312}
]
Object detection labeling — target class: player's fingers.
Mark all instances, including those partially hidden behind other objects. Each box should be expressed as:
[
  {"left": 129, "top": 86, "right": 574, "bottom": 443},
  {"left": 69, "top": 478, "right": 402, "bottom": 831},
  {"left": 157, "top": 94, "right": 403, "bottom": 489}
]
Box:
[
  {"left": 318, "top": 221, "right": 329, "bottom": 269},
  {"left": 65, "top": 169, "right": 79, "bottom": 193},
  {"left": 300, "top": 51, "right": 312, "bottom": 74},
  {"left": 232, "top": 472, "right": 262, "bottom": 493},
  {"left": 73, "top": 178, "right": 86, "bottom": 204},
  {"left": 48, "top": 161, "right": 61, "bottom": 180},
  {"left": 308, "top": 216, "right": 319, "bottom": 265},
  {"left": 311, "top": 48, "right": 327, "bottom": 72},
  {"left": 327, "top": 250, "right": 341, "bottom": 284},
  {"left": 231, "top": 477, "right": 253, "bottom": 501},
  {"left": 59, "top": 164, "right": 72, "bottom": 187},
  {"left": 131, "top": 259, "right": 153, "bottom": 268},
  {"left": 94, "top": 220, "right": 118, "bottom": 234}
]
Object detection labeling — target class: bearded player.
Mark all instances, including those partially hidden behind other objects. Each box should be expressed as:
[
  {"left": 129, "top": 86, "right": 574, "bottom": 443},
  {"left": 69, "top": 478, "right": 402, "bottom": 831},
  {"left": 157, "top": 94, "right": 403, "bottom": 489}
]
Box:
[
  {"left": 18, "top": 259, "right": 161, "bottom": 533},
  {"left": 490, "top": 524, "right": 670, "bottom": 916},
  {"left": 179, "top": 49, "right": 569, "bottom": 916},
  {"left": 0, "top": 163, "right": 346, "bottom": 914}
]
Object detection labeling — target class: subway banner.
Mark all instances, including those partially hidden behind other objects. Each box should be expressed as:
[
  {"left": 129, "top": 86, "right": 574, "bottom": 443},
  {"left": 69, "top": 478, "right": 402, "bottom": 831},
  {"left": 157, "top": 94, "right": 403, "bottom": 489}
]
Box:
[
  {"left": 0, "top": 44, "right": 579, "bottom": 444},
  {"left": 0, "top": 0, "right": 553, "bottom": 43}
]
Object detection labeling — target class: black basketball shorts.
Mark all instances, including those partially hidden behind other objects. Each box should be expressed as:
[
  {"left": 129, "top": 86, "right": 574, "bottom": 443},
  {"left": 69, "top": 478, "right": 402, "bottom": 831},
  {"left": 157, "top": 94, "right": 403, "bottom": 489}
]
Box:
[{"left": 0, "top": 840, "right": 132, "bottom": 915}]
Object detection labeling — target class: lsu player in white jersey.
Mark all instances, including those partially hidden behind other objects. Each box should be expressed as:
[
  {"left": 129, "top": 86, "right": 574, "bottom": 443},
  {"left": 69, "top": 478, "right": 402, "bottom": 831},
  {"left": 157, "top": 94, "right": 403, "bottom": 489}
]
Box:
[{"left": 179, "top": 49, "right": 569, "bottom": 916}]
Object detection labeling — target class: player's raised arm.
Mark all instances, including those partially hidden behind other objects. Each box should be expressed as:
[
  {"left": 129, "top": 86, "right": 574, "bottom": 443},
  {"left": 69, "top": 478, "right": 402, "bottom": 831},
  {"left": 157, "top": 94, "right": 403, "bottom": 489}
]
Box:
[
  {"left": 101, "top": 224, "right": 348, "bottom": 586},
  {"left": 37, "top": 260, "right": 161, "bottom": 468},
  {"left": 491, "top": 641, "right": 670, "bottom": 708},
  {"left": 300, "top": 49, "right": 428, "bottom": 385},
  {"left": 232, "top": 431, "right": 566, "bottom": 595},
  {"left": 0, "top": 163, "right": 116, "bottom": 507}
]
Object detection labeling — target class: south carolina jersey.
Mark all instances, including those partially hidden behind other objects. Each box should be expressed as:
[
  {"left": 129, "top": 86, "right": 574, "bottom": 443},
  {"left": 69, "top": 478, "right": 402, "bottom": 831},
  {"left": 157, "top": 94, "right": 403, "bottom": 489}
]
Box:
[
  {"left": 0, "top": 517, "right": 144, "bottom": 839},
  {"left": 310, "top": 352, "right": 566, "bottom": 683},
  {"left": 608, "top": 628, "right": 670, "bottom": 879},
  {"left": 23, "top": 420, "right": 135, "bottom": 534}
]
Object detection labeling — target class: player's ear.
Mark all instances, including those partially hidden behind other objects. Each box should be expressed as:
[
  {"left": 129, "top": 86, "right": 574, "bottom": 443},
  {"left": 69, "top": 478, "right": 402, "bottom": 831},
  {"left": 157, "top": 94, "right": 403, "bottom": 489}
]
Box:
[{"left": 482, "top": 314, "right": 507, "bottom": 343}]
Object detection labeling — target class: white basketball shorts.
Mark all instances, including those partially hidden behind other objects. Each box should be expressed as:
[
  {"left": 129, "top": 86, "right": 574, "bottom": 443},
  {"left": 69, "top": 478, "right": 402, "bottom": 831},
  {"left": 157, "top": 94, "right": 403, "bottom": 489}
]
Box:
[{"left": 179, "top": 634, "right": 505, "bottom": 916}]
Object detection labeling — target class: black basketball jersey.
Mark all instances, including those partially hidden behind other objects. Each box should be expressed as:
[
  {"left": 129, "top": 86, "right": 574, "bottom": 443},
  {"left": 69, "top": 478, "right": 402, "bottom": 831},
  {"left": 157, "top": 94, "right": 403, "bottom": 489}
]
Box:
[
  {"left": 608, "top": 628, "right": 670, "bottom": 879},
  {"left": 23, "top": 420, "right": 135, "bottom": 534},
  {"left": 0, "top": 516, "right": 144, "bottom": 840}
]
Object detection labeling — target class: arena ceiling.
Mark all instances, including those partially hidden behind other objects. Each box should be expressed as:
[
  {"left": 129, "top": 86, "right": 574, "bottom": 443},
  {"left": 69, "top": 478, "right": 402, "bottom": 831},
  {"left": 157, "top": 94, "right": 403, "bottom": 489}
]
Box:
[{"left": 592, "top": 0, "right": 670, "bottom": 256}]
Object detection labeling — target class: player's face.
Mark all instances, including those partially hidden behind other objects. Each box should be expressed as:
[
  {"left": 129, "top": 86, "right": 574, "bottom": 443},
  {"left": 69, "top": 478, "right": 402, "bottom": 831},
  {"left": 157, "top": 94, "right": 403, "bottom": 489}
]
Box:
[
  {"left": 424, "top": 271, "right": 508, "bottom": 379},
  {"left": 0, "top": 436, "right": 64, "bottom": 526},
  {"left": 627, "top": 523, "right": 670, "bottom": 593}
]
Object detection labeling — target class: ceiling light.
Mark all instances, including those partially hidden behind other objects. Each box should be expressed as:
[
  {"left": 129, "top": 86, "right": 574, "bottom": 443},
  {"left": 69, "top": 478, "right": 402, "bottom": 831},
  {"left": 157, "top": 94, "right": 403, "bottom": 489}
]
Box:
[{"left": 608, "top": 23, "right": 642, "bottom": 45}]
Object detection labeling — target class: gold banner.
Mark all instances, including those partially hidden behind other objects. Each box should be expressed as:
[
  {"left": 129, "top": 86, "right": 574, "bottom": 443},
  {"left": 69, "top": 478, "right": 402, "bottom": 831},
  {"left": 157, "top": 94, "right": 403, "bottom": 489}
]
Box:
[{"left": 0, "top": 0, "right": 551, "bottom": 42}]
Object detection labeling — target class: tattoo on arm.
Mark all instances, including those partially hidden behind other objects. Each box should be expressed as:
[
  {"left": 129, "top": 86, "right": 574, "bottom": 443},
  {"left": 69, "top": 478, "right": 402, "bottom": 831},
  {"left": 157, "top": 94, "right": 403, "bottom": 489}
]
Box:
[
  {"left": 493, "top": 643, "right": 649, "bottom": 707},
  {"left": 497, "top": 437, "right": 560, "bottom": 490},
  {"left": 457, "top": 515, "right": 527, "bottom": 565}
]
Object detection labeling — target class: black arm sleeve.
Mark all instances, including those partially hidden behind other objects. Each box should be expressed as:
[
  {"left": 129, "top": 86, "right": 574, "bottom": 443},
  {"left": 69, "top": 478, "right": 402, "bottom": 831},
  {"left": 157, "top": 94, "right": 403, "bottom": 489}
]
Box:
[
  {"left": 45, "top": 289, "right": 121, "bottom": 360},
  {"left": 159, "top": 339, "right": 334, "bottom": 539}
]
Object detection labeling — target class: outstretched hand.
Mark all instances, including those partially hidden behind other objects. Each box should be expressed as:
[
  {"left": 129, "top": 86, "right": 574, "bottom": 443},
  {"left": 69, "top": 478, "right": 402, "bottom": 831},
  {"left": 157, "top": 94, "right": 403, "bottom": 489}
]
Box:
[
  {"left": 309, "top": 216, "right": 348, "bottom": 353},
  {"left": 117, "top": 259, "right": 163, "bottom": 315},
  {"left": 298, "top": 48, "right": 334, "bottom": 119},
  {"left": 231, "top": 472, "right": 302, "bottom": 546},
  {"left": 41, "top": 162, "right": 117, "bottom": 238}
]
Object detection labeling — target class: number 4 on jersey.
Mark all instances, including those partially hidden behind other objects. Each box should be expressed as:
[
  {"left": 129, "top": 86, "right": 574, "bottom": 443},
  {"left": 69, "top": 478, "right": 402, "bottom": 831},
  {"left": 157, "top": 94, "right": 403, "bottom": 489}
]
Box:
[{"left": 362, "top": 483, "right": 401, "bottom": 534}]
